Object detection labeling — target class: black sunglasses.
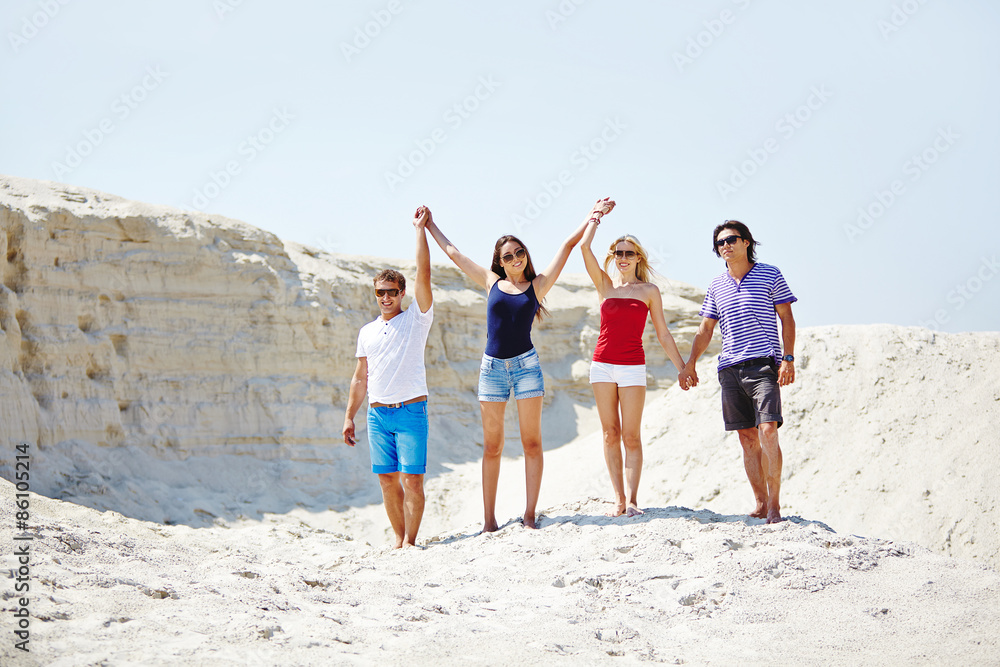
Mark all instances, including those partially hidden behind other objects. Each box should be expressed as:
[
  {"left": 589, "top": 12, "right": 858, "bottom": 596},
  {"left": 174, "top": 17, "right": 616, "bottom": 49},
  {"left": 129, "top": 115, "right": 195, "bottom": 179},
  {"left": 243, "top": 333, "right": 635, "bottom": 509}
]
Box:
[
  {"left": 715, "top": 235, "right": 743, "bottom": 248},
  {"left": 613, "top": 250, "right": 638, "bottom": 259},
  {"left": 501, "top": 248, "right": 526, "bottom": 264},
  {"left": 374, "top": 288, "right": 400, "bottom": 297}
]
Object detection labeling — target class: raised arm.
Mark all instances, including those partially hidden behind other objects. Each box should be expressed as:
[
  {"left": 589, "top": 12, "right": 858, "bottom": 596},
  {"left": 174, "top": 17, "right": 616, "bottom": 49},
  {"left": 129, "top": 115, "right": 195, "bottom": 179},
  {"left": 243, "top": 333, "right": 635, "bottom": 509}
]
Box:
[
  {"left": 580, "top": 212, "right": 615, "bottom": 298},
  {"left": 775, "top": 302, "right": 796, "bottom": 386},
  {"left": 424, "top": 217, "right": 495, "bottom": 290},
  {"left": 412, "top": 206, "right": 433, "bottom": 313},
  {"left": 646, "top": 288, "right": 687, "bottom": 383},
  {"left": 535, "top": 198, "right": 615, "bottom": 299}
]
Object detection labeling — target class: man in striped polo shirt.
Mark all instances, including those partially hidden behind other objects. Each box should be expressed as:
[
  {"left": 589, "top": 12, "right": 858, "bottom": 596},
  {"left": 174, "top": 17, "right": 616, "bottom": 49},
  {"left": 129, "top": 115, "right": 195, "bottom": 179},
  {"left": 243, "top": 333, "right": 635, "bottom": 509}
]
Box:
[{"left": 681, "top": 220, "right": 797, "bottom": 524}]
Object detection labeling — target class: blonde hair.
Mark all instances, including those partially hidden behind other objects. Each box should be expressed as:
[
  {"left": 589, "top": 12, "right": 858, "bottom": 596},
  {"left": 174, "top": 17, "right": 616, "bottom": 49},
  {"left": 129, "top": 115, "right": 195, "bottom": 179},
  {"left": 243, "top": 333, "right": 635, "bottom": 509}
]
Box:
[{"left": 602, "top": 234, "right": 655, "bottom": 283}]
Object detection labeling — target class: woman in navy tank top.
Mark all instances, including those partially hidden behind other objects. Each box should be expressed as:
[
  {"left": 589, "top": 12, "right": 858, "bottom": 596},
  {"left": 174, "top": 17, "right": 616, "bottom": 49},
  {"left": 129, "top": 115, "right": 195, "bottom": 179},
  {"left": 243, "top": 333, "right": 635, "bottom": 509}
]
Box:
[
  {"left": 581, "top": 212, "right": 689, "bottom": 517},
  {"left": 424, "top": 199, "right": 613, "bottom": 532}
]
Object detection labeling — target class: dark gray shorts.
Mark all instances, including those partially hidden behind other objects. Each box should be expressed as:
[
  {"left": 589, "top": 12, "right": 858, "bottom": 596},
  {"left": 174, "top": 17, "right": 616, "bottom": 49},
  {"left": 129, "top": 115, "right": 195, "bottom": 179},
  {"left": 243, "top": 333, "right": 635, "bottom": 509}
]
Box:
[{"left": 718, "top": 357, "right": 783, "bottom": 431}]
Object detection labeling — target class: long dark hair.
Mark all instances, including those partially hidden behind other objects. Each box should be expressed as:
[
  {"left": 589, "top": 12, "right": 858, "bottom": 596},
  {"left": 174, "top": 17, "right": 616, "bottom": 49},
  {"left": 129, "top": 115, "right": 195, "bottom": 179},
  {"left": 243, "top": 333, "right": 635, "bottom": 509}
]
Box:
[
  {"left": 490, "top": 235, "right": 548, "bottom": 321},
  {"left": 712, "top": 220, "right": 759, "bottom": 262}
]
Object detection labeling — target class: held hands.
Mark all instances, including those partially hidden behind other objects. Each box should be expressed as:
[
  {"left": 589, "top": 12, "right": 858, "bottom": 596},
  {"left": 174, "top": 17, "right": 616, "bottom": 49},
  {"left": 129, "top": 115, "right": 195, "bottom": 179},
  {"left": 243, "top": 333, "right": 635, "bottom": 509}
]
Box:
[
  {"left": 413, "top": 205, "right": 432, "bottom": 229},
  {"left": 588, "top": 197, "right": 615, "bottom": 223},
  {"left": 778, "top": 360, "right": 795, "bottom": 386},
  {"left": 678, "top": 365, "right": 699, "bottom": 390}
]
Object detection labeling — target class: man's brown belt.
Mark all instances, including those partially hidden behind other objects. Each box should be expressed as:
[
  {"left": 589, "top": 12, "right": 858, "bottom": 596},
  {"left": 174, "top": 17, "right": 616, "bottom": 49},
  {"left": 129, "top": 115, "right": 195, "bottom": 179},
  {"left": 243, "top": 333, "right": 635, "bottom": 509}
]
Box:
[{"left": 370, "top": 396, "right": 428, "bottom": 409}]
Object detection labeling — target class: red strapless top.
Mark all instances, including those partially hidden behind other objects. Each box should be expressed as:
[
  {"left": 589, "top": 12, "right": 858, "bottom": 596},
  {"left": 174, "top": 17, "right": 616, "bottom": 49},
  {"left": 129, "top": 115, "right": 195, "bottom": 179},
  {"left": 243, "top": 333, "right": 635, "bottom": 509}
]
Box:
[{"left": 592, "top": 298, "right": 648, "bottom": 365}]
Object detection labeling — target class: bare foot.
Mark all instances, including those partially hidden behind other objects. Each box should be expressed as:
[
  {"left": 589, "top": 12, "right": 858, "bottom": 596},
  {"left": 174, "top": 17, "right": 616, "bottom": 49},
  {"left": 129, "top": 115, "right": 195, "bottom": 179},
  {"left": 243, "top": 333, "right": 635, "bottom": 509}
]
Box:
[
  {"left": 605, "top": 502, "right": 626, "bottom": 517},
  {"left": 749, "top": 502, "right": 767, "bottom": 519},
  {"left": 481, "top": 520, "right": 499, "bottom": 534},
  {"left": 766, "top": 509, "right": 783, "bottom": 524},
  {"left": 625, "top": 504, "right": 644, "bottom": 517},
  {"left": 522, "top": 513, "right": 538, "bottom": 529}
]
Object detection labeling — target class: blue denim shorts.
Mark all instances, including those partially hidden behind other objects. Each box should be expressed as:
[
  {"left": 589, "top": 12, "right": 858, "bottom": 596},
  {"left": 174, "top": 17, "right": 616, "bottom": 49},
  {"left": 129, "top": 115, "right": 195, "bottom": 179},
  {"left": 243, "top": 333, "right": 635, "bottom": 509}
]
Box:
[
  {"left": 366, "top": 400, "right": 429, "bottom": 474},
  {"left": 478, "top": 348, "right": 545, "bottom": 402}
]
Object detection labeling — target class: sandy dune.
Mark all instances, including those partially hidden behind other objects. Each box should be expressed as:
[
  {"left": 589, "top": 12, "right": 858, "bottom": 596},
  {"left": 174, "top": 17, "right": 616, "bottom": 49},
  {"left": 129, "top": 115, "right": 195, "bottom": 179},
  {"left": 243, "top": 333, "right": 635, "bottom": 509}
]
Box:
[
  {"left": 3, "top": 483, "right": 999, "bottom": 666},
  {"left": 2, "top": 175, "right": 998, "bottom": 664}
]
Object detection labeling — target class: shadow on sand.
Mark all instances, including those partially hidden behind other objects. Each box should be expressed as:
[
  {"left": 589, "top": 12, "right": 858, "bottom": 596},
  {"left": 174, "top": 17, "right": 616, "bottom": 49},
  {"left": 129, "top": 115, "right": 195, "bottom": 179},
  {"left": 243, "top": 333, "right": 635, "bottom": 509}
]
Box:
[{"left": 422, "top": 502, "right": 836, "bottom": 547}]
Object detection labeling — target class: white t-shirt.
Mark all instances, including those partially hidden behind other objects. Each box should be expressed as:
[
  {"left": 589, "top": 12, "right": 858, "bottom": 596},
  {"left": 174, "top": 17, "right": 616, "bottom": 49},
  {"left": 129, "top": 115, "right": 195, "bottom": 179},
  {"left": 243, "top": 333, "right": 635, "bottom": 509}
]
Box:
[{"left": 356, "top": 304, "right": 434, "bottom": 404}]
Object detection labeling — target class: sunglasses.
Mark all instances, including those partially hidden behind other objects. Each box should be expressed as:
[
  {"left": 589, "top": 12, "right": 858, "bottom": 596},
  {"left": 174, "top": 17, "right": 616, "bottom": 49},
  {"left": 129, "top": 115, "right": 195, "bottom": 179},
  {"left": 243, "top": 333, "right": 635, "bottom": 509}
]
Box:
[
  {"left": 613, "top": 250, "right": 638, "bottom": 260},
  {"left": 715, "top": 235, "right": 743, "bottom": 248},
  {"left": 374, "top": 288, "right": 400, "bottom": 298},
  {"left": 501, "top": 248, "right": 526, "bottom": 264}
]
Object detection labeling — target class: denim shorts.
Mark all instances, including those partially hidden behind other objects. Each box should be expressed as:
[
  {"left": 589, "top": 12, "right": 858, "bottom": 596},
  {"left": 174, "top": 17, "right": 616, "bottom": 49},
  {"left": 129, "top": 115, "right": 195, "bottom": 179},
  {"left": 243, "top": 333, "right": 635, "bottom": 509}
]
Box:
[
  {"left": 718, "top": 357, "right": 783, "bottom": 431},
  {"left": 589, "top": 361, "right": 647, "bottom": 387},
  {"left": 366, "top": 400, "right": 428, "bottom": 474},
  {"left": 478, "top": 348, "right": 545, "bottom": 402}
]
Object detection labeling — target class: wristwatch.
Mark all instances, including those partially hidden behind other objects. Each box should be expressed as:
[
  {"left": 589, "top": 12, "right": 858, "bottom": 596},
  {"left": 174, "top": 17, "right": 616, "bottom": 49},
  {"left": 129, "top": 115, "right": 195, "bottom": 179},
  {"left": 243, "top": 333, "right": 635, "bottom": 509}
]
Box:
[{"left": 782, "top": 355, "right": 794, "bottom": 362}]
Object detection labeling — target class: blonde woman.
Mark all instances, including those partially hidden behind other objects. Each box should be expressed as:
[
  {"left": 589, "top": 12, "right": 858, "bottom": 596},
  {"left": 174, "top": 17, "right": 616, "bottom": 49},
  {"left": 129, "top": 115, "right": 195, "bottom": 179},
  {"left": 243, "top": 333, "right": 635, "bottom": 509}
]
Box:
[{"left": 580, "top": 211, "right": 689, "bottom": 516}]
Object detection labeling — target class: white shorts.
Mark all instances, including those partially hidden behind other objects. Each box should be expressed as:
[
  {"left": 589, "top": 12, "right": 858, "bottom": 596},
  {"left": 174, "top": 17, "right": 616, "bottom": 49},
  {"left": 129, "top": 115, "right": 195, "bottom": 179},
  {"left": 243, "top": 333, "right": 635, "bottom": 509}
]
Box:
[{"left": 589, "top": 361, "right": 647, "bottom": 387}]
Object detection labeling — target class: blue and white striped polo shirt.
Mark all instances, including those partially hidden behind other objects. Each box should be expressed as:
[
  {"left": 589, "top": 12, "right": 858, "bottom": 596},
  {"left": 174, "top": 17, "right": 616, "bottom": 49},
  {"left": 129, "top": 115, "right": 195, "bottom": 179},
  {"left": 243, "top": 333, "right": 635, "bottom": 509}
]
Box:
[{"left": 699, "top": 262, "right": 797, "bottom": 371}]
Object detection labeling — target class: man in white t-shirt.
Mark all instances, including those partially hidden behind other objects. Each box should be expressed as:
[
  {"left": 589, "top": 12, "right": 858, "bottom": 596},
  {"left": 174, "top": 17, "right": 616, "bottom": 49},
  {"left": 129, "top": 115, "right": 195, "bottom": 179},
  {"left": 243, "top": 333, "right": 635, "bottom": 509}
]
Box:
[{"left": 343, "top": 206, "right": 434, "bottom": 548}]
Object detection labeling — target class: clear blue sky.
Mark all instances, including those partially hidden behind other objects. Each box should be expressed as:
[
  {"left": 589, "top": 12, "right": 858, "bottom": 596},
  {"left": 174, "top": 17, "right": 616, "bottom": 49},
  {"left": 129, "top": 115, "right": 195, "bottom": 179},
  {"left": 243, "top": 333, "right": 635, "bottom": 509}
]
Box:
[{"left": 3, "top": 1, "right": 998, "bottom": 332}]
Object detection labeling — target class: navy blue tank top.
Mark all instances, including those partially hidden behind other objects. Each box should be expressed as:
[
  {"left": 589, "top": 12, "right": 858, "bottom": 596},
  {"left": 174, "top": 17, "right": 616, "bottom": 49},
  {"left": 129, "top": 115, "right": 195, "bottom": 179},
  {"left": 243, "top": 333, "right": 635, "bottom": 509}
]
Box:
[{"left": 485, "top": 280, "right": 539, "bottom": 358}]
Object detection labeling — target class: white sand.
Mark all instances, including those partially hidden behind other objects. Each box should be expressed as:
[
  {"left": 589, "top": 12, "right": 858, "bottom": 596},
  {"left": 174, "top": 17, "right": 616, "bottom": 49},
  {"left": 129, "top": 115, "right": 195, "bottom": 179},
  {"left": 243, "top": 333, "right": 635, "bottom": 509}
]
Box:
[
  {"left": 4, "top": 335, "right": 1000, "bottom": 666},
  {"left": 3, "top": 482, "right": 998, "bottom": 666},
  {"left": 2, "top": 175, "right": 998, "bottom": 664}
]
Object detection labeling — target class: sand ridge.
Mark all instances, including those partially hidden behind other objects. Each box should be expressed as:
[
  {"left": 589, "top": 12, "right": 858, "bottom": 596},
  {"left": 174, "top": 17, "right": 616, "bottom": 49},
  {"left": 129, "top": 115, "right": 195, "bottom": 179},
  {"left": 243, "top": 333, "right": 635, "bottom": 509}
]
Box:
[
  {"left": 3, "top": 484, "right": 999, "bottom": 666},
  {"left": 2, "top": 175, "right": 999, "bottom": 664}
]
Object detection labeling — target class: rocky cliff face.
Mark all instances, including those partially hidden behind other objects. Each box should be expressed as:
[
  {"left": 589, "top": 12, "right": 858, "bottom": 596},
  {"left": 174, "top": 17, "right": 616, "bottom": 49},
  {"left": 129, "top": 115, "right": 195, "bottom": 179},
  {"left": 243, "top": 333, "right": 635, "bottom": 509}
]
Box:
[{"left": 0, "top": 175, "right": 708, "bottom": 462}]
